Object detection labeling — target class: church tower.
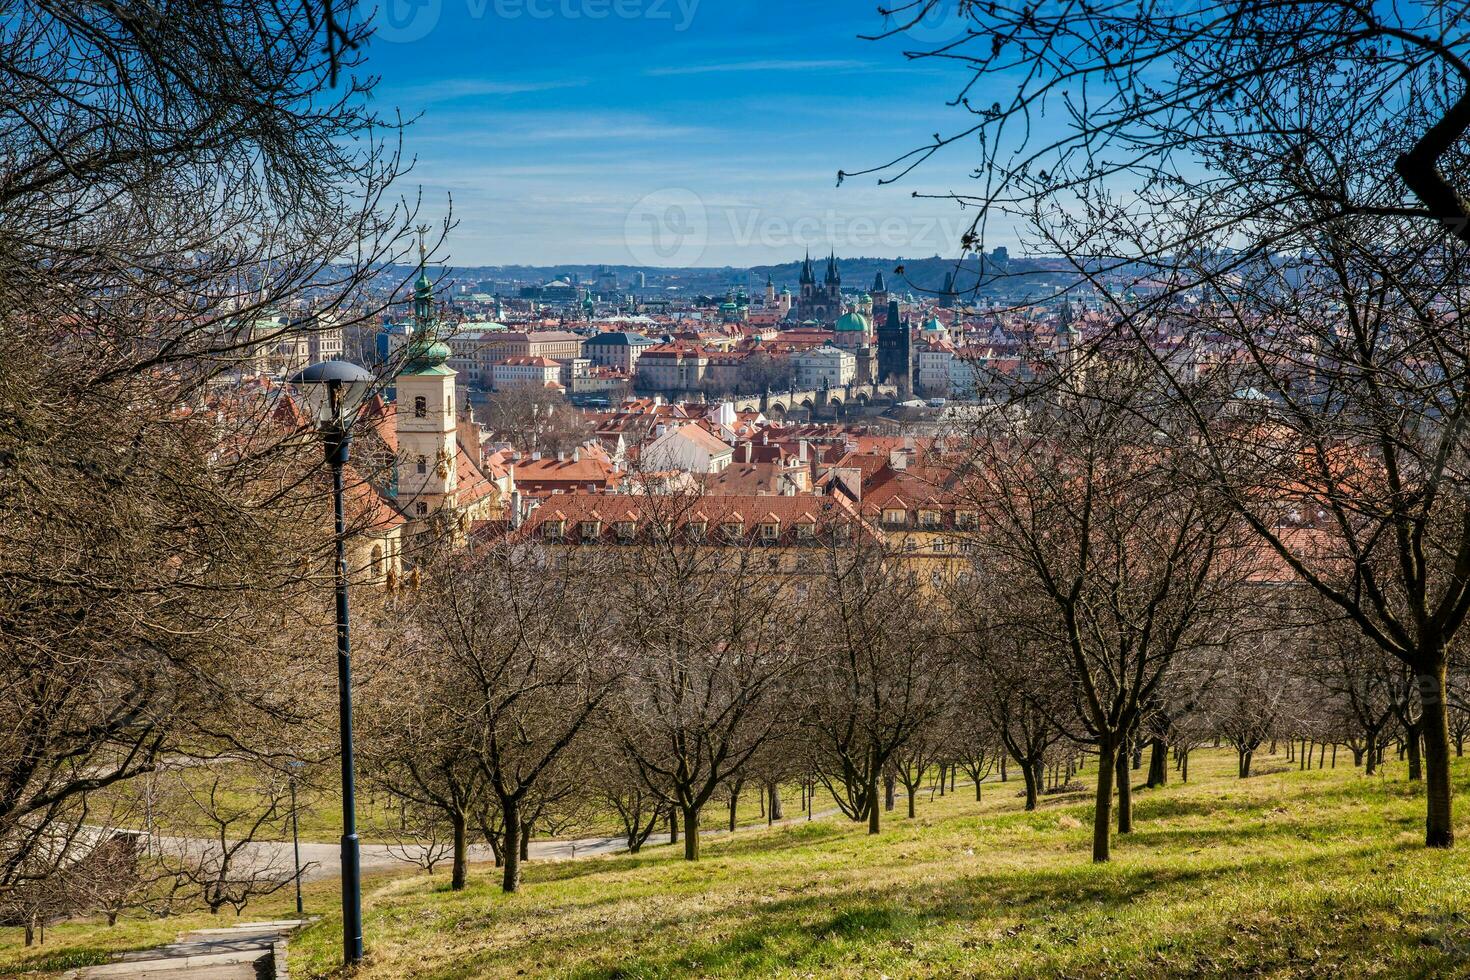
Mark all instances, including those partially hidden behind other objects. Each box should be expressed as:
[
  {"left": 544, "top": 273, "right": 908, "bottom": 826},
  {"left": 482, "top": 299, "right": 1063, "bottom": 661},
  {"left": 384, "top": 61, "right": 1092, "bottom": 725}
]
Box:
[
  {"left": 825, "top": 252, "right": 841, "bottom": 310},
  {"left": 871, "top": 270, "right": 888, "bottom": 318},
  {"left": 395, "top": 230, "right": 459, "bottom": 523},
  {"left": 877, "top": 299, "right": 912, "bottom": 397},
  {"left": 798, "top": 252, "right": 816, "bottom": 313},
  {"left": 765, "top": 271, "right": 776, "bottom": 308}
]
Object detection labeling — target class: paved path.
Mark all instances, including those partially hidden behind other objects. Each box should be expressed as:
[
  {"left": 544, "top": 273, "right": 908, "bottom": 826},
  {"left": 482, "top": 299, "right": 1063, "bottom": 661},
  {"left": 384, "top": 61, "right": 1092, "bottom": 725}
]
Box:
[
  {"left": 139, "top": 777, "right": 995, "bottom": 884},
  {"left": 67, "top": 920, "right": 308, "bottom": 979}
]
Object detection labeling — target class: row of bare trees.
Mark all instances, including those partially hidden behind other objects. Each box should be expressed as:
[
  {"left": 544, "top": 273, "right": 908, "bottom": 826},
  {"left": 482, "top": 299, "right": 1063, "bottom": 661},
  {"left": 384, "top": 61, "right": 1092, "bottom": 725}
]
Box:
[{"left": 859, "top": 0, "right": 1470, "bottom": 852}]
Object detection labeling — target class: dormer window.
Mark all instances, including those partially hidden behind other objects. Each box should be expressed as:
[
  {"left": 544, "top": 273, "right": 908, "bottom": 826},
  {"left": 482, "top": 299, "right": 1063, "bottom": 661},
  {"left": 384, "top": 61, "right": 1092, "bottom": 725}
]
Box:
[
  {"left": 760, "top": 522, "right": 779, "bottom": 542},
  {"left": 543, "top": 520, "right": 565, "bottom": 540},
  {"left": 414, "top": 396, "right": 427, "bottom": 418},
  {"left": 722, "top": 521, "right": 744, "bottom": 540},
  {"left": 687, "top": 521, "right": 707, "bottom": 542},
  {"left": 580, "top": 520, "right": 601, "bottom": 539},
  {"left": 616, "top": 521, "right": 636, "bottom": 541},
  {"left": 883, "top": 507, "right": 907, "bottom": 526},
  {"left": 919, "top": 509, "right": 941, "bottom": 529},
  {"left": 956, "top": 510, "right": 978, "bottom": 530},
  {"left": 795, "top": 522, "right": 815, "bottom": 540}
]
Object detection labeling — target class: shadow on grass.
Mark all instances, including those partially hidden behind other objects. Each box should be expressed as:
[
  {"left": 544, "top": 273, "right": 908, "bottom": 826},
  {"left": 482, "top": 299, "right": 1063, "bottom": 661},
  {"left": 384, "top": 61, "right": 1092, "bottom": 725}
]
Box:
[{"left": 411, "top": 852, "right": 1309, "bottom": 980}]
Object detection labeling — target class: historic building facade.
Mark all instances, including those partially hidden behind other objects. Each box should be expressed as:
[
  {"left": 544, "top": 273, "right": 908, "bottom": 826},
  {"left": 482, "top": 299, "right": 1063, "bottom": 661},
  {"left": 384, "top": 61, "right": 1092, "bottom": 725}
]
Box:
[{"left": 796, "top": 252, "right": 842, "bottom": 325}]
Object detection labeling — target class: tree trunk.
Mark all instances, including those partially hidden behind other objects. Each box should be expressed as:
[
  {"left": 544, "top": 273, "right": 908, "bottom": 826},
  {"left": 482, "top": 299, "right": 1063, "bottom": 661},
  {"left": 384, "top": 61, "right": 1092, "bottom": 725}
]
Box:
[
  {"left": 670, "top": 809, "right": 679, "bottom": 845},
  {"left": 1238, "top": 747, "right": 1253, "bottom": 778},
  {"left": 1146, "top": 737, "right": 1167, "bottom": 788},
  {"left": 867, "top": 774, "right": 881, "bottom": 834},
  {"left": 768, "top": 783, "right": 783, "bottom": 822},
  {"left": 906, "top": 783, "right": 917, "bottom": 818},
  {"left": 450, "top": 810, "right": 468, "bottom": 891},
  {"left": 1000, "top": 755, "right": 1008, "bottom": 781},
  {"left": 1419, "top": 667, "right": 1455, "bottom": 848},
  {"left": 683, "top": 805, "right": 701, "bottom": 860},
  {"left": 884, "top": 772, "right": 895, "bottom": 812},
  {"left": 1116, "top": 740, "right": 1133, "bottom": 834},
  {"left": 1181, "top": 748, "right": 1189, "bottom": 783},
  {"left": 1406, "top": 723, "right": 1423, "bottom": 782},
  {"left": 728, "top": 784, "right": 740, "bottom": 833},
  {"left": 1020, "top": 756, "right": 1039, "bottom": 811},
  {"left": 975, "top": 777, "right": 983, "bottom": 802},
  {"left": 501, "top": 803, "right": 522, "bottom": 893},
  {"left": 1092, "top": 741, "right": 1115, "bottom": 863},
  {"left": 520, "top": 820, "right": 531, "bottom": 862}
]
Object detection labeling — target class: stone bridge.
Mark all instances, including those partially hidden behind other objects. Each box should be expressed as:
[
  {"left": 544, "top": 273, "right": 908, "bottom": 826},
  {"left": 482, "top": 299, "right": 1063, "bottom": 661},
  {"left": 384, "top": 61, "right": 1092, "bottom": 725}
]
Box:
[{"left": 725, "top": 383, "right": 897, "bottom": 415}]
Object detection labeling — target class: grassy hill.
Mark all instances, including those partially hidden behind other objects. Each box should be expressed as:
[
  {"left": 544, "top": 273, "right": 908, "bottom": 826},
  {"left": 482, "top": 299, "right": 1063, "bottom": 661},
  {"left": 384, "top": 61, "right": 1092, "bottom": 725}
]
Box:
[
  {"left": 7, "top": 749, "right": 1470, "bottom": 978},
  {"left": 287, "top": 750, "right": 1470, "bottom": 978}
]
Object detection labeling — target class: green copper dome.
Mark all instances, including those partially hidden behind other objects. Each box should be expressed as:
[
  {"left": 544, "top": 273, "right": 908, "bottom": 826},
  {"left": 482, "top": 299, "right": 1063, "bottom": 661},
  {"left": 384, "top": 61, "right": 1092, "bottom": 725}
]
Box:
[
  {"left": 922, "top": 316, "right": 945, "bottom": 331},
  {"left": 835, "top": 311, "right": 871, "bottom": 332}
]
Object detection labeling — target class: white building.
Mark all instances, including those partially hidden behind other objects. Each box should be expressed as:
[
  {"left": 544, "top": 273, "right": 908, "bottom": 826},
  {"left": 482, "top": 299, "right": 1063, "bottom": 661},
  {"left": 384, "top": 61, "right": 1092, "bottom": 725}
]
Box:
[
  {"left": 640, "top": 422, "right": 734, "bottom": 474},
  {"left": 493, "top": 356, "right": 563, "bottom": 391},
  {"left": 791, "top": 344, "right": 856, "bottom": 389}
]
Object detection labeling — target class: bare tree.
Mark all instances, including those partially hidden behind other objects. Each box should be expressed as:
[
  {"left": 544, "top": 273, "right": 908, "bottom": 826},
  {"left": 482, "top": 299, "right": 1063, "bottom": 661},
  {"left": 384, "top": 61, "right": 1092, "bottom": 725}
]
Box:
[
  {"left": 859, "top": 0, "right": 1470, "bottom": 851},
  {"left": 963, "top": 364, "right": 1251, "bottom": 861},
  {"left": 1, "top": 0, "right": 426, "bottom": 891},
  {"left": 803, "top": 535, "right": 949, "bottom": 835},
  {"left": 609, "top": 493, "right": 810, "bottom": 860},
  {"left": 383, "top": 541, "right": 618, "bottom": 892}
]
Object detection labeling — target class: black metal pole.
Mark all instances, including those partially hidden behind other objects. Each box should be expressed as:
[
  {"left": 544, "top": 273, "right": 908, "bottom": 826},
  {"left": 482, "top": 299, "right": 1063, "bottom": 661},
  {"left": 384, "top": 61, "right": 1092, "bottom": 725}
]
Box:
[
  {"left": 290, "top": 773, "right": 303, "bottom": 919},
  {"left": 328, "top": 414, "right": 364, "bottom": 965}
]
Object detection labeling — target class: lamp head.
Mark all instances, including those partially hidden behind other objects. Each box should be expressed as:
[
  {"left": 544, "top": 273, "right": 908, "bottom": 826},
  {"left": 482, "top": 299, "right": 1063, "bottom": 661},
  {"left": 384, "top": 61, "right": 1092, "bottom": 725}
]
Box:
[{"left": 288, "top": 360, "right": 376, "bottom": 428}]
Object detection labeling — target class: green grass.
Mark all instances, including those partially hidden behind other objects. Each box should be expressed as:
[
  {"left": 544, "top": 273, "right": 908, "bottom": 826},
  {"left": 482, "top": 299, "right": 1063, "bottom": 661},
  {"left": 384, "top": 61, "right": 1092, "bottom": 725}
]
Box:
[
  {"left": 287, "top": 750, "right": 1470, "bottom": 978},
  {"left": 11, "top": 749, "right": 1470, "bottom": 977}
]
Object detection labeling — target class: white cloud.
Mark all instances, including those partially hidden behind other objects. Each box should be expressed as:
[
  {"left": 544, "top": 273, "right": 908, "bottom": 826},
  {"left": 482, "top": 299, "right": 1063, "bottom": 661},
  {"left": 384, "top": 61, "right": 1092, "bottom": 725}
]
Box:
[{"left": 645, "top": 59, "right": 870, "bottom": 77}]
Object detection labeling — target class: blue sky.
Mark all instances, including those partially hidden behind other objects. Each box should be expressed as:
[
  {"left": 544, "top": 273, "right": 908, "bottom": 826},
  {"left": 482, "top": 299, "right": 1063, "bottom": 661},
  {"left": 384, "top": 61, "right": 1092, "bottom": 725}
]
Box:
[{"left": 361, "top": 0, "right": 999, "bottom": 266}]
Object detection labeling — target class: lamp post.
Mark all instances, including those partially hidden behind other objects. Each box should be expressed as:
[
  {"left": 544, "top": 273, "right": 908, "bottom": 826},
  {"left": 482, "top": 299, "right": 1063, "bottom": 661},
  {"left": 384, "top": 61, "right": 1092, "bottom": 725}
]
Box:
[
  {"left": 287, "top": 760, "right": 305, "bottom": 919},
  {"left": 287, "top": 360, "right": 374, "bottom": 966}
]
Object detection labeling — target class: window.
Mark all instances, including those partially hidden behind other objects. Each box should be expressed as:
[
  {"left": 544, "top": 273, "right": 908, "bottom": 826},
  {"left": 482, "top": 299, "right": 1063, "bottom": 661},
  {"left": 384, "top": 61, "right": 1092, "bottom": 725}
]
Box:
[
  {"left": 919, "top": 509, "right": 941, "bottom": 529},
  {"left": 956, "top": 510, "right": 978, "bottom": 530},
  {"left": 370, "top": 544, "right": 384, "bottom": 578},
  {"left": 722, "top": 522, "right": 744, "bottom": 540},
  {"left": 416, "top": 454, "right": 427, "bottom": 475},
  {"left": 760, "top": 522, "right": 779, "bottom": 542},
  {"left": 415, "top": 501, "right": 428, "bottom": 517},
  {"left": 687, "top": 521, "right": 707, "bottom": 542},
  {"left": 543, "top": 520, "right": 565, "bottom": 540},
  {"left": 447, "top": 394, "right": 453, "bottom": 415},
  {"left": 414, "top": 396, "right": 427, "bottom": 418},
  {"left": 883, "top": 508, "right": 907, "bottom": 526},
  {"left": 616, "top": 521, "right": 636, "bottom": 541},
  {"left": 580, "top": 521, "right": 601, "bottom": 539},
  {"left": 795, "top": 522, "right": 815, "bottom": 540}
]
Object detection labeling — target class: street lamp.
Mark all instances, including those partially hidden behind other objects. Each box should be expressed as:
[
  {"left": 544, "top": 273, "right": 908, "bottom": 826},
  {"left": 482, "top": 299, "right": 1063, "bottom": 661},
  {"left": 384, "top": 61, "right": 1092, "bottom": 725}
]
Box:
[
  {"left": 287, "top": 359, "right": 374, "bottom": 966},
  {"left": 287, "top": 760, "right": 305, "bottom": 919}
]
